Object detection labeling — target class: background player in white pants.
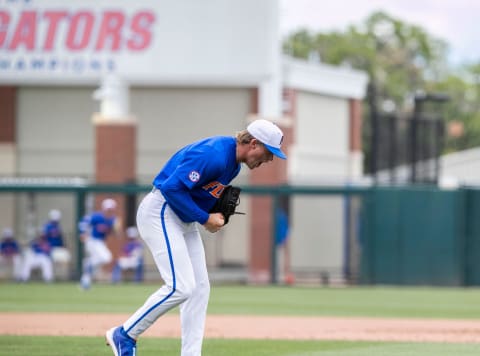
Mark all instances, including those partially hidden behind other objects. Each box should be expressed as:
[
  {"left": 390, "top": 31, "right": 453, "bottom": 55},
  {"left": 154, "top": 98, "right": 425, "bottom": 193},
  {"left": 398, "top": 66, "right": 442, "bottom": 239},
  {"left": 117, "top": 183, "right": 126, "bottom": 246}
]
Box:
[
  {"left": 111, "top": 226, "right": 144, "bottom": 283},
  {"left": 79, "top": 198, "right": 118, "bottom": 289},
  {"left": 21, "top": 232, "right": 53, "bottom": 283},
  {"left": 106, "top": 119, "right": 286, "bottom": 356}
]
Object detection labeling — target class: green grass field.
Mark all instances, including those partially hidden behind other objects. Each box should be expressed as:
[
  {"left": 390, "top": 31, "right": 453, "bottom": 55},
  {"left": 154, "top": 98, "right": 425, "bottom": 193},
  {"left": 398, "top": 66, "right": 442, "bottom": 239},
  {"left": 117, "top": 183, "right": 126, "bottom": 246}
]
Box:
[
  {"left": 1, "top": 282, "right": 479, "bottom": 355},
  {"left": 1, "top": 282, "right": 480, "bottom": 318},
  {"left": 2, "top": 336, "right": 480, "bottom": 356}
]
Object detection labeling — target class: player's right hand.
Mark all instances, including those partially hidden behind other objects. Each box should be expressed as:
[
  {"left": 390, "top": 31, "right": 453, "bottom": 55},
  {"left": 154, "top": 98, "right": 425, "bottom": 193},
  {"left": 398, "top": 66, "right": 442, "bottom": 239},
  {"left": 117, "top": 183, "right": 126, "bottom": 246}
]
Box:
[{"left": 204, "top": 213, "right": 225, "bottom": 233}]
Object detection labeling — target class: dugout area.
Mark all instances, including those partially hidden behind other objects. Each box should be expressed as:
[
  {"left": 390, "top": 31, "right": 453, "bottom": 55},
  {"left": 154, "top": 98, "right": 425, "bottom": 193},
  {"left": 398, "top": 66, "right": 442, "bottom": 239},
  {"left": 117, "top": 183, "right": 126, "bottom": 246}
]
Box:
[{"left": 1, "top": 180, "right": 480, "bottom": 286}]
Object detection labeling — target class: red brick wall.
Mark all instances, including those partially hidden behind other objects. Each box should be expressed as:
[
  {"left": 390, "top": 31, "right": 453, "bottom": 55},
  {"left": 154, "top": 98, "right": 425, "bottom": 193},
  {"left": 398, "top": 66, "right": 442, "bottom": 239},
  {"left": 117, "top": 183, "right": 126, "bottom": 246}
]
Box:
[
  {"left": 0, "top": 87, "right": 16, "bottom": 143},
  {"left": 349, "top": 99, "right": 362, "bottom": 152},
  {"left": 96, "top": 124, "right": 136, "bottom": 184},
  {"left": 95, "top": 122, "right": 136, "bottom": 265}
]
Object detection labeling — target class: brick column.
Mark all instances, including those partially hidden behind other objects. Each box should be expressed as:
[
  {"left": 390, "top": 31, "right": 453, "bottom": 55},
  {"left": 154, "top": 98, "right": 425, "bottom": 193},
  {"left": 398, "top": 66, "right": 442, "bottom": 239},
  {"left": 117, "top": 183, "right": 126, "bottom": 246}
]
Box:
[
  {"left": 0, "top": 86, "right": 16, "bottom": 174},
  {"left": 0, "top": 87, "right": 16, "bottom": 145},
  {"left": 0, "top": 87, "right": 17, "bottom": 231},
  {"left": 93, "top": 114, "right": 136, "bottom": 267},
  {"left": 349, "top": 99, "right": 363, "bottom": 177},
  {"left": 248, "top": 88, "right": 295, "bottom": 283},
  {"left": 95, "top": 118, "right": 136, "bottom": 186}
]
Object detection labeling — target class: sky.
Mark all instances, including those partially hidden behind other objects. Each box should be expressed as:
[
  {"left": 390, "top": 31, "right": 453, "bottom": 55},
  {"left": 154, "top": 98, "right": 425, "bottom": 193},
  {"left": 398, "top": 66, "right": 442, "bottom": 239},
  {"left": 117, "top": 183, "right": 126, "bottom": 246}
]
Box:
[{"left": 280, "top": 0, "right": 480, "bottom": 66}]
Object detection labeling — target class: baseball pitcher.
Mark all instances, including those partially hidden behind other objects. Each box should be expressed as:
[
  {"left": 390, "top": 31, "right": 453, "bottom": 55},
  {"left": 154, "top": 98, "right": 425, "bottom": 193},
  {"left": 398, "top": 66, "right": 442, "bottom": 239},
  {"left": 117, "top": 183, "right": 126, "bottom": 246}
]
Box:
[{"left": 106, "top": 119, "right": 286, "bottom": 356}]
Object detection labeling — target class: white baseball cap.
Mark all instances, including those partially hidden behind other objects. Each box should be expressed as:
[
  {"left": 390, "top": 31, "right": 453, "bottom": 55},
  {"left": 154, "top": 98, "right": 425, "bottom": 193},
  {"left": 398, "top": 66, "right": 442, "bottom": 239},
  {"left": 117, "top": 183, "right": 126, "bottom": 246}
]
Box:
[
  {"left": 101, "top": 198, "right": 117, "bottom": 210},
  {"left": 126, "top": 226, "right": 139, "bottom": 239},
  {"left": 49, "top": 209, "right": 62, "bottom": 221},
  {"left": 247, "top": 119, "right": 286, "bottom": 159}
]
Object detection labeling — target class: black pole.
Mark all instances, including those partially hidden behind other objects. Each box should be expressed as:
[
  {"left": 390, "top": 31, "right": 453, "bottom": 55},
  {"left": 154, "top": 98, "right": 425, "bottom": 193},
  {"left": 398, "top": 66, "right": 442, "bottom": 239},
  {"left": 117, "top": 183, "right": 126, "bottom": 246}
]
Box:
[
  {"left": 434, "top": 119, "right": 445, "bottom": 184},
  {"left": 125, "top": 179, "right": 137, "bottom": 227},
  {"left": 410, "top": 98, "right": 422, "bottom": 184},
  {"left": 388, "top": 114, "right": 397, "bottom": 184},
  {"left": 75, "top": 188, "right": 86, "bottom": 279},
  {"left": 368, "top": 83, "right": 379, "bottom": 183}
]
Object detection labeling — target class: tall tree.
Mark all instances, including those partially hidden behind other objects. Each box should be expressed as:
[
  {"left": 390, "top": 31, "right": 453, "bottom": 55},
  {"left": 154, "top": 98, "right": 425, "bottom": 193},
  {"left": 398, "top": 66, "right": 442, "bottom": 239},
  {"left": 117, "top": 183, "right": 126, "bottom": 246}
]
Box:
[
  {"left": 283, "top": 11, "right": 448, "bottom": 111},
  {"left": 428, "top": 64, "right": 480, "bottom": 152},
  {"left": 283, "top": 11, "right": 480, "bottom": 166}
]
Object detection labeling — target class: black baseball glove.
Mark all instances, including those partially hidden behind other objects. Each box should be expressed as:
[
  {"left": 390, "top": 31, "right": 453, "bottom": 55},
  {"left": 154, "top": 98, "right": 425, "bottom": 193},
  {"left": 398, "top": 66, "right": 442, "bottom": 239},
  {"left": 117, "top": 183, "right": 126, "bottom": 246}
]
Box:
[{"left": 210, "top": 185, "right": 244, "bottom": 224}]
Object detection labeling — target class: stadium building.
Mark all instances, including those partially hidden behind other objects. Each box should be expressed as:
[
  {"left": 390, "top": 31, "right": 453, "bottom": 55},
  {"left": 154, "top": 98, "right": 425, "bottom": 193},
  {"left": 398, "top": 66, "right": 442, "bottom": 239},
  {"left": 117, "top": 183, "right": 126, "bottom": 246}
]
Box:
[{"left": 0, "top": 0, "right": 368, "bottom": 282}]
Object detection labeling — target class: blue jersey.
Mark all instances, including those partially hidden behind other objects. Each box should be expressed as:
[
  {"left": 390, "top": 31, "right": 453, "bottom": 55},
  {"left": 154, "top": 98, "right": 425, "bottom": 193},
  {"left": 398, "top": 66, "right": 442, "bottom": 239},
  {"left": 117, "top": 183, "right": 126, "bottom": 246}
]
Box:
[
  {"left": 31, "top": 237, "right": 51, "bottom": 256},
  {"left": 0, "top": 238, "right": 20, "bottom": 256},
  {"left": 43, "top": 221, "right": 64, "bottom": 247},
  {"left": 79, "top": 212, "right": 116, "bottom": 240},
  {"left": 153, "top": 136, "right": 241, "bottom": 224}
]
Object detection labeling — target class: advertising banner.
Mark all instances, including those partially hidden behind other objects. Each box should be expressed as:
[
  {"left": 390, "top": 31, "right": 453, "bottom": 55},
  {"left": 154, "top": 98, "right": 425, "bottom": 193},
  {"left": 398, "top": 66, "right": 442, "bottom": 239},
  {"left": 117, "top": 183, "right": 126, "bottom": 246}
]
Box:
[{"left": 0, "top": 0, "right": 276, "bottom": 85}]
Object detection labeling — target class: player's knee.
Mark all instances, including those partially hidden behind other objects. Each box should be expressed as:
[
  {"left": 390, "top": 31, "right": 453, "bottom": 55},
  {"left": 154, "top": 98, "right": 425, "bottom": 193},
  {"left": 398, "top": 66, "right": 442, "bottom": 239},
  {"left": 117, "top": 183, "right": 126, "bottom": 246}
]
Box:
[
  {"left": 175, "top": 281, "right": 196, "bottom": 301},
  {"left": 197, "top": 279, "right": 210, "bottom": 298}
]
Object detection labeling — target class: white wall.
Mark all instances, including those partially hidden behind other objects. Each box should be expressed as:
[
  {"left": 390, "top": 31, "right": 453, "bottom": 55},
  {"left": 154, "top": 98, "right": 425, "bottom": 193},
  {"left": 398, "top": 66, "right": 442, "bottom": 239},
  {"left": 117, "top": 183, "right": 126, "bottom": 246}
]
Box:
[
  {"left": 290, "top": 91, "right": 350, "bottom": 180},
  {"left": 17, "top": 87, "right": 96, "bottom": 176},
  {"left": 288, "top": 91, "right": 351, "bottom": 279},
  {"left": 441, "top": 147, "right": 480, "bottom": 186},
  {"left": 290, "top": 196, "right": 344, "bottom": 276}
]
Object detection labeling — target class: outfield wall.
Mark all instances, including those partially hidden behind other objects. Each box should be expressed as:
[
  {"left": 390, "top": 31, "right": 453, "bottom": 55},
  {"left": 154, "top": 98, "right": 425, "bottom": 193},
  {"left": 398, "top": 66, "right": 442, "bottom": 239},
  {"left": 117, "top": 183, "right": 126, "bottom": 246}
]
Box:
[{"left": 2, "top": 184, "right": 480, "bottom": 286}]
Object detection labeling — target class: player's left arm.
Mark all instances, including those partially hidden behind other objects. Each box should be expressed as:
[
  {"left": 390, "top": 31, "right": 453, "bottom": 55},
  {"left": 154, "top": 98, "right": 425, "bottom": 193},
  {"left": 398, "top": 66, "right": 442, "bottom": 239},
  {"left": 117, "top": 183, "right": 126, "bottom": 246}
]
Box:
[{"left": 162, "top": 148, "right": 223, "bottom": 224}]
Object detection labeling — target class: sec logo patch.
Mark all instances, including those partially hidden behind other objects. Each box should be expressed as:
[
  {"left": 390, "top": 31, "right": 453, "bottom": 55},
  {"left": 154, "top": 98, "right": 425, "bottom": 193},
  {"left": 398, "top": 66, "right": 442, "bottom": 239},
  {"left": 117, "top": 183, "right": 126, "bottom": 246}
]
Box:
[{"left": 189, "top": 171, "right": 201, "bottom": 182}]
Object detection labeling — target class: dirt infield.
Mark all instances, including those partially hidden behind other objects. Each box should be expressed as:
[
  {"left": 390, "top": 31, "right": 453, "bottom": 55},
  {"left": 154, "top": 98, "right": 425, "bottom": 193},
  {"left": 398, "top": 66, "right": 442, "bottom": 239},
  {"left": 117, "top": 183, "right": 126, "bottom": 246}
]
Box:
[{"left": 2, "top": 312, "right": 480, "bottom": 343}]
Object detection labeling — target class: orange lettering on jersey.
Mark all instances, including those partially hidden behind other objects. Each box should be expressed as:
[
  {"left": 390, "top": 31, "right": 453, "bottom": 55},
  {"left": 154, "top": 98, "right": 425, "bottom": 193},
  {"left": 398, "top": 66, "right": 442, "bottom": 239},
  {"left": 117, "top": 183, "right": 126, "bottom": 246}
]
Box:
[
  {"left": 202, "top": 182, "right": 217, "bottom": 190},
  {"left": 211, "top": 185, "right": 225, "bottom": 198},
  {"left": 202, "top": 181, "right": 226, "bottom": 198}
]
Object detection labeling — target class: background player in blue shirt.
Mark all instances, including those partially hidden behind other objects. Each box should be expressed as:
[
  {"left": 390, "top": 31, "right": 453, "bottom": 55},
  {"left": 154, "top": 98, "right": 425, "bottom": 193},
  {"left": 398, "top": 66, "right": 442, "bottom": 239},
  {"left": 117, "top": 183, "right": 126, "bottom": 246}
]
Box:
[
  {"left": 44, "top": 209, "right": 64, "bottom": 248},
  {"left": 43, "top": 209, "right": 71, "bottom": 265},
  {"left": 106, "top": 119, "right": 286, "bottom": 356},
  {"left": 0, "top": 228, "right": 22, "bottom": 281},
  {"left": 79, "top": 198, "right": 118, "bottom": 289}
]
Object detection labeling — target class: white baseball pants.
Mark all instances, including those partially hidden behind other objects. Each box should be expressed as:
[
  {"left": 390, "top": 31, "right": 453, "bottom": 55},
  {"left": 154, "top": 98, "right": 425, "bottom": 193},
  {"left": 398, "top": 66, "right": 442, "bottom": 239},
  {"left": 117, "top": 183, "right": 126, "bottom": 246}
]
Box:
[
  {"left": 21, "top": 249, "right": 53, "bottom": 282},
  {"left": 123, "top": 189, "right": 210, "bottom": 356},
  {"left": 118, "top": 254, "right": 142, "bottom": 270},
  {"left": 84, "top": 237, "right": 112, "bottom": 267},
  {"left": 80, "top": 236, "right": 113, "bottom": 287}
]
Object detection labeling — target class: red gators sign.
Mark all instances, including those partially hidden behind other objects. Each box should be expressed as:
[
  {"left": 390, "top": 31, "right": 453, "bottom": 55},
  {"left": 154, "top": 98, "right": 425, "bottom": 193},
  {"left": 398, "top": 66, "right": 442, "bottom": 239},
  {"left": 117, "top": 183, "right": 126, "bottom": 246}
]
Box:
[{"left": 0, "top": 8, "right": 156, "bottom": 52}]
